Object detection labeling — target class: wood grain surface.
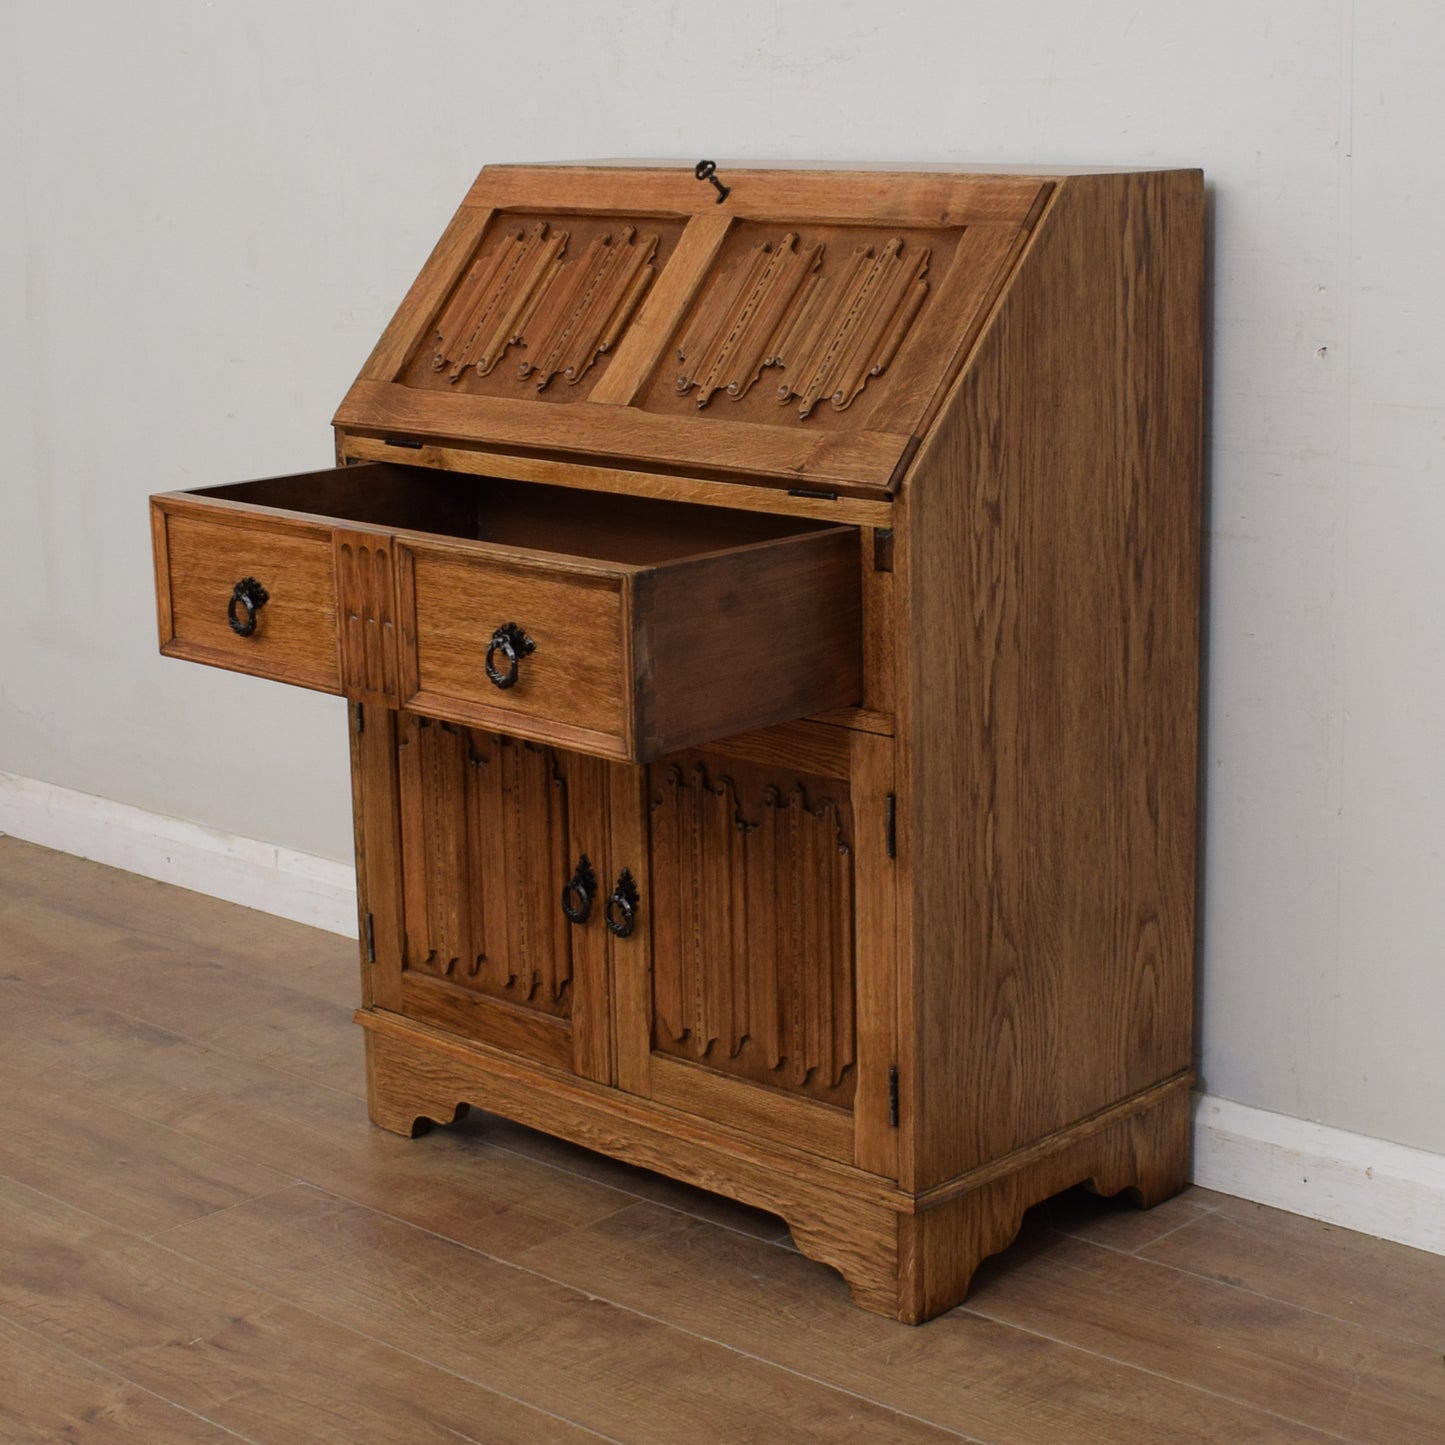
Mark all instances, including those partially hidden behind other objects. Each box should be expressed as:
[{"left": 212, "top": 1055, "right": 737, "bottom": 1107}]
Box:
[
  {"left": 902, "top": 169, "right": 1204, "bottom": 1190},
  {"left": 465, "top": 164, "right": 1049, "bottom": 226},
  {"left": 334, "top": 369, "right": 918, "bottom": 494},
  {"left": 633, "top": 526, "right": 861, "bottom": 758},
  {"left": 333, "top": 435, "right": 896, "bottom": 527}
]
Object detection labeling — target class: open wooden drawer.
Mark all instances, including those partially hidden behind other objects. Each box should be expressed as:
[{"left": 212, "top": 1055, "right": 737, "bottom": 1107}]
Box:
[{"left": 150, "top": 462, "right": 862, "bottom": 762}]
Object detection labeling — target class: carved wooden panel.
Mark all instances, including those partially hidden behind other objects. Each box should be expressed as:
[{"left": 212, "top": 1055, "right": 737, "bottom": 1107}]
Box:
[
  {"left": 334, "top": 531, "right": 400, "bottom": 706},
  {"left": 646, "top": 752, "right": 856, "bottom": 1108},
  {"left": 401, "top": 215, "right": 681, "bottom": 402},
  {"left": 668, "top": 229, "right": 931, "bottom": 420},
  {"left": 397, "top": 717, "right": 574, "bottom": 1018}
]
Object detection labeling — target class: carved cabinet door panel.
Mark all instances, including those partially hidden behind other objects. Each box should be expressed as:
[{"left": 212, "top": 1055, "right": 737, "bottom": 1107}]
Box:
[
  {"left": 608, "top": 734, "right": 898, "bottom": 1174},
  {"left": 379, "top": 714, "right": 612, "bottom": 1083}
]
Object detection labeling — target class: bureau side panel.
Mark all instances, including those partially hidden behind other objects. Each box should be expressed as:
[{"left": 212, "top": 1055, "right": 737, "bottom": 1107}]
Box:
[{"left": 902, "top": 171, "right": 1203, "bottom": 1189}]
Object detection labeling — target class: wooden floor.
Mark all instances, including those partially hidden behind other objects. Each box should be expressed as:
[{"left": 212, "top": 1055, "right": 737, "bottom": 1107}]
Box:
[{"left": 2, "top": 838, "right": 1443, "bottom": 1444}]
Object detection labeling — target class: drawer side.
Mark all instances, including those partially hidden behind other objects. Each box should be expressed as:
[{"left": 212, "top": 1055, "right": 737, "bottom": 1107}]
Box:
[{"left": 634, "top": 527, "right": 863, "bottom": 760}]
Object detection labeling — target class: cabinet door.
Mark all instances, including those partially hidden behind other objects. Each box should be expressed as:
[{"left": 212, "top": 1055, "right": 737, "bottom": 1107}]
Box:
[
  {"left": 609, "top": 728, "right": 897, "bottom": 1173},
  {"left": 360, "top": 711, "right": 612, "bottom": 1083}
]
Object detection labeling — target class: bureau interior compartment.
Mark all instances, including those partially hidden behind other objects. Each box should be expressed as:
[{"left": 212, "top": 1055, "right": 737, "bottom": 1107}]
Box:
[{"left": 197, "top": 462, "right": 838, "bottom": 565}]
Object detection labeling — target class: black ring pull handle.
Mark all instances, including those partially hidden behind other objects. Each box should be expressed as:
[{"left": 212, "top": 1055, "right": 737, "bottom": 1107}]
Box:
[
  {"left": 561, "top": 854, "right": 597, "bottom": 926},
  {"left": 485, "top": 622, "right": 535, "bottom": 690},
  {"left": 605, "top": 867, "right": 640, "bottom": 939},
  {"left": 228, "top": 577, "right": 270, "bottom": 637}
]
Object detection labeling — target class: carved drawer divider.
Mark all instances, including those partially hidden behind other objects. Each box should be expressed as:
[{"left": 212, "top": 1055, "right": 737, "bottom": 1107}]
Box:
[
  {"left": 674, "top": 232, "right": 930, "bottom": 418},
  {"left": 335, "top": 530, "right": 400, "bottom": 707},
  {"left": 428, "top": 220, "right": 660, "bottom": 391}
]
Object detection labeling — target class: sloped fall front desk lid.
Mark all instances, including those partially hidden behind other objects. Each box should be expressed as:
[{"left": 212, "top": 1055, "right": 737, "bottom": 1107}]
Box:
[{"left": 333, "top": 163, "right": 1054, "bottom": 497}]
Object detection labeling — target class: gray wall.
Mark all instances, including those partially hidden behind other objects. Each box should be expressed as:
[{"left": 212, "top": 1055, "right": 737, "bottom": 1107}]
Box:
[{"left": 4, "top": 2, "right": 1443, "bottom": 1157}]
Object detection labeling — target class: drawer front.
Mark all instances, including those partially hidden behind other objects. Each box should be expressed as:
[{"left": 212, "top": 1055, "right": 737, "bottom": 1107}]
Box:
[
  {"left": 399, "top": 543, "right": 630, "bottom": 755},
  {"left": 155, "top": 508, "right": 342, "bottom": 694}
]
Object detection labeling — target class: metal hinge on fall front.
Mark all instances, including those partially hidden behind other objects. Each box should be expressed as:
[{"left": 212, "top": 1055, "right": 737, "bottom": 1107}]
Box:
[
  {"left": 888, "top": 1066, "right": 900, "bottom": 1127},
  {"left": 364, "top": 912, "right": 375, "bottom": 964}
]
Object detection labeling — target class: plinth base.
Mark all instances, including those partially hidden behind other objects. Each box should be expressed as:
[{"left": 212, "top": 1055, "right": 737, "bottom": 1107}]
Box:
[{"left": 358, "top": 1007, "right": 1192, "bottom": 1324}]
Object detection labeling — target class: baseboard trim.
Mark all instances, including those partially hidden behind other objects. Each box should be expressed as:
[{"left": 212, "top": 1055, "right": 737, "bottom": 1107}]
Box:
[
  {"left": 0, "top": 770, "right": 357, "bottom": 938},
  {"left": 1192, "top": 1093, "right": 1445, "bottom": 1256}
]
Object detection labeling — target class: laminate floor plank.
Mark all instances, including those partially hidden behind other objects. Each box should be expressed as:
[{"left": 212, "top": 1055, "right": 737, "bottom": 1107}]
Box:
[
  {"left": 0, "top": 1175, "right": 612, "bottom": 1445},
  {"left": 0, "top": 1061, "right": 292, "bottom": 1236},
  {"left": 506, "top": 1197, "right": 1339, "bottom": 1444},
  {"left": 960, "top": 1224, "right": 1445, "bottom": 1444},
  {"left": 0, "top": 976, "right": 364, "bottom": 1159},
  {"left": 0, "top": 1316, "right": 246, "bottom": 1444},
  {"left": 1139, "top": 1193, "right": 1445, "bottom": 1348},
  {"left": 2, "top": 884, "right": 364, "bottom": 1097},
  {"left": 0, "top": 981, "right": 639, "bottom": 1259},
  {"left": 160, "top": 1183, "right": 969, "bottom": 1445}
]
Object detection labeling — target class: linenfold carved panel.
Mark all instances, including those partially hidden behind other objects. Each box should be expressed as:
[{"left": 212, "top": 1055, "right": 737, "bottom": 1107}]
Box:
[
  {"left": 398, "top": 717, "right": 573, "bottom": 1018},
  {"left": 421, "top": 218, "right": 661, "bottom": 394},
  {"left": 647, "top": 755, "right": 856, "bottom": 1108},
  {"left": 673, "top": 231, "right": 930, "bottom": 419}
]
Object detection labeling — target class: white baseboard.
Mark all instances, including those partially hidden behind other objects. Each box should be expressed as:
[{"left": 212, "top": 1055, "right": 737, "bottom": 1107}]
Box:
[
  {"left": 4, "top": 771, "right": 1442, "bottom": 1256},
  {"left": 1192, "top": 1094, "right": 1445, "bottom": 1256},
  {"left": 0, "top": 771, "right": 357, "bottom": 938}
]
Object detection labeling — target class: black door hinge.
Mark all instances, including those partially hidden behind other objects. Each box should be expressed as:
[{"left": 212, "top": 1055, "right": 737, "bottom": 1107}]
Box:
[
  {"left": 352, "top": 700, "right": 365, "bottom": 735},
  {"left": 885, "top": 793, "right": 897, "bottom": 859},
  {"left": 364, "top": 912, "right": 376, "bottom": 964},
  {"left": 888, "top": 1065, "right": 900, "bottom": 1128}
]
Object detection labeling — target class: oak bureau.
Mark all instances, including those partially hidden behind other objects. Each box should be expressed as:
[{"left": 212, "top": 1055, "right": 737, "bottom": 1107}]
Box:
[{"left": 150, "top": 161, "right": 1203, "bottom": 1322}]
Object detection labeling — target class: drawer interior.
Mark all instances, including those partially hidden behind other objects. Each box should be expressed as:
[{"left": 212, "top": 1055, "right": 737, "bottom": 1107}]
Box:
[{"left": 197, "top": 463, "right": 838, "bottom": 567}]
